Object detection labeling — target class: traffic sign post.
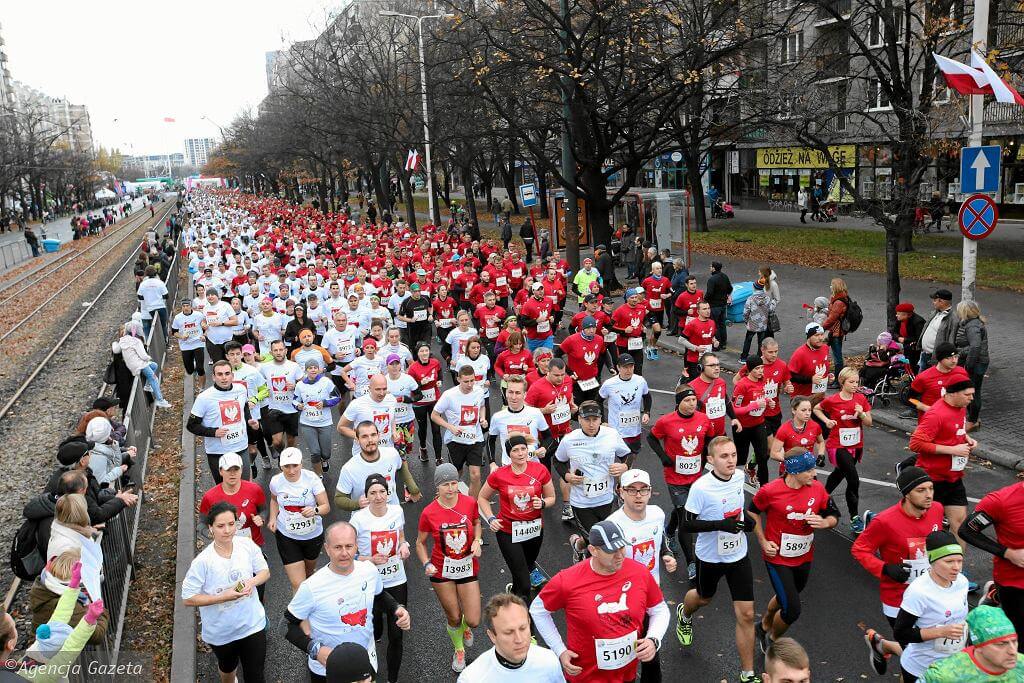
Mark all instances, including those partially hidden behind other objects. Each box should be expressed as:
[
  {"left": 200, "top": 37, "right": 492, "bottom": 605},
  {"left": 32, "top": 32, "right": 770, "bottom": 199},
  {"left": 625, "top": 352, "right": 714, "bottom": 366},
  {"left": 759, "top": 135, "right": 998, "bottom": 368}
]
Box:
[
  {"left": 958, "top": 193, "right": 999, "bottom": 241},
  {"left": 519, "top": 182, "right": 538, "bottom": 208},
  {"left": 960, "top": 145, "right": 1001, "bottom": 194}
]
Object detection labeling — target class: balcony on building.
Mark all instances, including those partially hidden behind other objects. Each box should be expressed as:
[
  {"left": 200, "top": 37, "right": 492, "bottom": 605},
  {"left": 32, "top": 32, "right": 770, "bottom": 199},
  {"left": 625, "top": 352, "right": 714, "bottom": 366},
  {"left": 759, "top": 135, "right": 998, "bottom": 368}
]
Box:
[
  {"left": 815, "top": 0, "right": 852, "bottom": 26},
  {"left": 813, "top": 51, "right": 850, "bottom": 83}
]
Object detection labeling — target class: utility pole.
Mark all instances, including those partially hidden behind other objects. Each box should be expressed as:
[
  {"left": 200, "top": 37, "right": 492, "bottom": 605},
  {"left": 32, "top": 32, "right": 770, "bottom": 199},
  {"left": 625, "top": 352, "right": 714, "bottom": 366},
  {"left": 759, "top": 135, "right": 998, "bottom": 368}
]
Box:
[
  {"left": 962, "top": 0, "right": 990, "bottom": 301},
  {"left": 559, "top": 0, "right": 580, "bottom": 271}
]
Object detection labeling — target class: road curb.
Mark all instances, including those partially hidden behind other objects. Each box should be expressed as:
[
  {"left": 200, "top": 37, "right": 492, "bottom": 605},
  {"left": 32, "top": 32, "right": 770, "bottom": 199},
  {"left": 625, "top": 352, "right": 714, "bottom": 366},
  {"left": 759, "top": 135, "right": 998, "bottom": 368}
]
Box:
[
  {"left": 655, "top": 335, "right": 1023, "bottom": 473},
  {"left": 170, "top": 371, "right": 197, "bottom": 683}
]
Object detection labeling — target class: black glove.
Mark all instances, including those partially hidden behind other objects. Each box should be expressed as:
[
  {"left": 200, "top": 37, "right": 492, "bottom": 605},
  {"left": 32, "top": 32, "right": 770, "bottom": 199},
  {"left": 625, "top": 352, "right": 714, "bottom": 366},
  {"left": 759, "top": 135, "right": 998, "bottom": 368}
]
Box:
[
  {"left": 882, "top": 562, "right": 911, "bottom": 583},
  {"left": 717, "top": 517, "right": 749, "bottom": 534}
]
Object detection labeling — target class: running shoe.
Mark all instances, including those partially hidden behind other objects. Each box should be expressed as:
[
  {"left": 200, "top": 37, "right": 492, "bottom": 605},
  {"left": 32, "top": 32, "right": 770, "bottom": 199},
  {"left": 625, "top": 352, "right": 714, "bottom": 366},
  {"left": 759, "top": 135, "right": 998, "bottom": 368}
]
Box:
[
  {"left": 463, "top": 628, "right": 474, "bottom": 648},
  {"left": 530, "top": 568, "right": 548, "bottom": 588},
  {"left": 755, "top": 622, "right": 770, "bottom": 655},
  {"left": 154, "top": 399, "right": 172, "bottom": 408},
  {"left": 451, "top": 650, "right": 466, "bottom": 673},
  {"left": 739, "top": 674, "right": 762, "bottom": 683},
  {"left": 419, "top": 449, "right": 429, "bottom": 463},
  {"left": 862, "top": 510, "right": 875, "bottom": 529},
  {"left": 850, "top": 515, "right": 865, "bottom": 534},
  {"left": 979, "top": 580, "right": 999, "bottom": 607},
  {"left": 963, "top": 571, "right": 979, "bottom": 593},
  {"left": 561, "top": 503, "right": 574, "bottom": 522},
  {"left": 569, "top": 534, "right": 586, "bottom": 563},
  {"left": 435, "top": 456, "right": 443, "bottom": 466},
  {"left": 652, "top": 348, "right": 660, "bottom": 360},
  {"left": 687, "top": 562, "right": 696, "bottom": 581},
  {"left": 261, "top": 453, "right": 274, "bottom": 473},
  {"left": 143, "top": 383, "right": 153, "bottom": 393},
  {"left": 675, "top": 604, "right": 693, "bottom": 646},
  {"left": 321, "top": 459, "right": 330, "bottom": 473},
  {"left": 864, "top": 629, "right": 888, "bottom": 675}
]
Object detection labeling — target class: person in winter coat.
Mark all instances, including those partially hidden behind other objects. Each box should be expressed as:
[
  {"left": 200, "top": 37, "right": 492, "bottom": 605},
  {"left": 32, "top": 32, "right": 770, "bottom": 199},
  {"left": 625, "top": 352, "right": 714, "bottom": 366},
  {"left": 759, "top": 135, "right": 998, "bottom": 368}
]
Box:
[
  {"left": 954, "top": 300, "right": 989, "bottom": 430},
  {"left": 705, "top": 261, "right": 733, "bottom": 347},
  {"left": 500, "top": 218, "right": 513, "bottom": 250},
  {"left": 45, "top": 495, "right": 99, "bottom": 567},
  {"left": 821, "top": 277, "right": 850, "bottom": 380},
  {"left": 740, "top": 279, "right": 777, "bottom": 362},
  {"left": 84, "top": 417, "right": 135, "bottom": 490},
  {"left": 45, "top": 441, "right": 136, "bottom": 526},
  {"left": 889, "top": 302, "right": 926, "bottom": 368},
  {"left": 22, "top": 471, "right": 89, "bottom": 575},
  {"left": 114, "top": 322, "right": 171, "bottom": 408},
  {"left": 29, "top": 550, "right": 109, "bottom": 646},
  {"left": 594, "top": 244, "right": 620, "bottom": 294},
  {"left": 519, "top": 218, "right": 535, "bottom": 262}
]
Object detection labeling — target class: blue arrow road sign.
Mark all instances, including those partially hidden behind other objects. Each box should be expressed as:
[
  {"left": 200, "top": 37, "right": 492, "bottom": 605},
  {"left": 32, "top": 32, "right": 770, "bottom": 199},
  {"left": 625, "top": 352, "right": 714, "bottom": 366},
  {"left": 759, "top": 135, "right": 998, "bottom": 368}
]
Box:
[{"left": 960, "top": 145, "right": 1001, "bottom": 194}]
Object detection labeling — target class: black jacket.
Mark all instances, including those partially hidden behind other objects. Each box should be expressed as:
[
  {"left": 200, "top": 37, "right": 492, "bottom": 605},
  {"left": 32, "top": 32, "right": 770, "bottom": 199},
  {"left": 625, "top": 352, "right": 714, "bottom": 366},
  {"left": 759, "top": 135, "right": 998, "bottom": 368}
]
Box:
[
  {"left": 519, "top": 220, "right": 535, "bottom": 240},
  {"left": 705, "top": 271, "right": 733, "bottom": 307},
  {"left": 45, "top": 465, "right": 125, "bottom": 525},
  {"left": 23, "top": 491, "right": 58, "bottom": 560},
  {"left": 595, "top": 252, "right": 619, "bottom": 292},
  {"left": 888, "top": 312, "right": 926, "bottom": 361}
]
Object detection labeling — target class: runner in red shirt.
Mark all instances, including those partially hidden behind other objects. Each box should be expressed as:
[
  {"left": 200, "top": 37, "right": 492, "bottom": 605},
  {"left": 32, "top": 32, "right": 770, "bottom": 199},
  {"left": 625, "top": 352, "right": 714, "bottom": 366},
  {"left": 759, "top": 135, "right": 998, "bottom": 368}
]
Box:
[
  {"left": 494, "top": 331, "right": 534, "bottom": 395},
  {"left": 432, "top": 285, "right": 459, "bottom": 344},
  {"left": 415, "top": 463, "right": 483, "bottom": 673},
  {"left": 963, "top": 481, "right": 1024, "bottom": 637},
  {"left": 556, "top": 316, "right": 606, "bottom": 404},
  {"left": 853, "top": 466, "right": 945, "bottom": 673},
  {"left": 673, "top": 275, "right": 703, "bottom": 328},
  {"left": 813, "top": 367, "right": 872, "bottom": 534},
  {"left": 906, "top": 342, "right": 970, "bottom": 422},
  {"left": 788, "top": 323, "right": 832, "bottom": 396},
  {"left": 505, "top": 251, "right": 528, "bottom": 292},
  {"left": 199, "top": 454, "right": 267, "bottom": 546},
  {"left": 750, "top": 449, "right": 838, "bottom": 646},
  {"left": 540, "top": 267, "right": 567, "bottom": 328},
  {"left": 478, "top": 435, "right": 556, "bottom": 604},
  {"left": 525, "top": 358, "right": 576, "bottom": 442},
  {"left": 771, "top": 397, "right": 824, "bottom": 475},
  {"left": 640, "top": 262, "right": 672, "bottom": 361},
  {"left": 473, "top": 291, "right": 507, "bottom": 359},
  {"left": 524, "top": 347, "right": 552, "bottom": 388},
  {"left": 733, "top": 356, "right": 772, "bottom": 488},
  {"left": 737, "top": 338, "right": 793, "bottom": 443},
  {"left": 482, "top": 253, "right": 511, "bottom": 308},
  {"left": 407, "top": 342, "right": 444, "bottom": 465},
  {"left": 611, "top": 288, "right": 649, "bottom": 375},
  {"left": 520, "top": 283, "right": 556, "bottom": 350},
  {"left": 908, "top": 378, "right": 977, "bottom": 549},
  {"left": 680, "top": 301, "right": 717, "bottom": 379},
  {"left": 687, "top": 351, "right": 738, "bottom": 438},
  {"left": 529, "top": 520, "right": 669, "bottom": 683}
]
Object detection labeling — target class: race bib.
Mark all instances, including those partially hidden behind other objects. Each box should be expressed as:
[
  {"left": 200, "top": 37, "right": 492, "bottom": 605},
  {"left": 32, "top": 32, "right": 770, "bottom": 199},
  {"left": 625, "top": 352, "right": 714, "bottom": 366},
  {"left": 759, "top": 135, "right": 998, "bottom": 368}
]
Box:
[
  {"left": 337, "top": 338, "right": 355, "bottom": 357},
  {"left": 285, "top": 513, "right": 317, "bottom": 536},
  {"left": 838, "top": 427, "right": 860, "bottom": 447},
  {"left": 536, "top": 320, "right": 550, "bottom": 333},
  {"left": 495, "top": 277, "right": 507, "bottom": 287},
  {"left": 421, "top": 387, "right": 437, "bottom": 403},
  {"left": 627, "top": 336, "right": 643, "bottom": 351},
  {"left": 595, "top": 632, "right": 637, "bottom": 671},
  {"left": 934, "top": 631, "right": 965, "bottom": 654},
  {"left": 812, "top": 377, "right": 828, "bottom": 394},
  {"left": 583, "top": 477, "right": 610, "bottom": 498},
  {"left": 674, "top": 454, "right": 701, "bottom": 476},
  {"left": 221, "top": 422, "right": 245, "bottom": 447},
  {"left": 717, "top": 531, "right": 743, "bottom": 557},
  {"left": 649, "top": 298, "right": 662, "bottom": 309},
  {"left": 706, "top": 398, "right": 726, "bottom": 420},
  {"left": 763, "top": 381, "right": 778, "bottom": 399},
  {"left": 551, "top": 404, "right": 571, "bottom": 425},
  {"left": 486, "top": 327, "right": 499, "bottom": 339},
  {"left": 604, "top": 331, "right": 617, "bottom": 343},
  {"left": 303, "top": 406, "right": 324, "bottom": 421},
  {"left": 394, "top": 403, "right": 412, "bottom": 421},
  {"left": 438, "top": 318, "right": 454, "bottom": 328},
  {"left": 511, "top": 518, "right": 542, "bottom": 543},
  {"left": 413, "top": 309, "right": 428, "bottom": 322},
  {"left": 906, "top": 558, "right": 929, "bottom": 583},
  {"left": 619, "top": 411, "right": 641, "bottom": 427},
  {"left": 511, "top": 268, "right": 522, "bottom": 277},
  {"left": 441, "top": 555, "right": 474, "bottom": 580},
  {"left": 378, "top": 556, "right": 402, "bottom": 578},
  {"left": 578, "top": 377, "right": 599, "bottom": 391},
  {"left": 951, "top": 454, "right": 968, "bottom": 471},
  {"left": 779, "top": 533, "right": 813, "bottom": 558}
]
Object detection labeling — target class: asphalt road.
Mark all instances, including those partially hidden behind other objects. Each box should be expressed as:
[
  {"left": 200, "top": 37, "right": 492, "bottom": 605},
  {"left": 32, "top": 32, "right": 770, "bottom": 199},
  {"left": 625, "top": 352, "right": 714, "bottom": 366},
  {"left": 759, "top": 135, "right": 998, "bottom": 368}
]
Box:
[{"left": 194, "top": 331, "right": 1016, "bottom": 682}]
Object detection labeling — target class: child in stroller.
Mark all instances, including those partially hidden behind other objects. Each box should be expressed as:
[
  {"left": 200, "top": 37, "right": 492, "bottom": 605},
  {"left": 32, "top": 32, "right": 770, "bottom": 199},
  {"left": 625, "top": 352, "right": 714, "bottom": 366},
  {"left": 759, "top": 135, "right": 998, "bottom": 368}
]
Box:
[{"left": 860, "top": 331, "right": 915, "bottom": 407}]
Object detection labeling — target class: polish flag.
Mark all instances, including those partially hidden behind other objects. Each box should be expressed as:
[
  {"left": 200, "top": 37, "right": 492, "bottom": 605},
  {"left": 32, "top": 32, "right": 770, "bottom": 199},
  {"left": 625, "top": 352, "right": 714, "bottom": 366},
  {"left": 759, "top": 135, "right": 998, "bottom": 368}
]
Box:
[
  {"left": 933, "top": 51, "right": 1024, "bottom": 105},
  {"left": 405, "top": 149, "right": 421, "bottom": 172},
  {"left": 163, "top": 117, "right": 176, "bottom": 123}
]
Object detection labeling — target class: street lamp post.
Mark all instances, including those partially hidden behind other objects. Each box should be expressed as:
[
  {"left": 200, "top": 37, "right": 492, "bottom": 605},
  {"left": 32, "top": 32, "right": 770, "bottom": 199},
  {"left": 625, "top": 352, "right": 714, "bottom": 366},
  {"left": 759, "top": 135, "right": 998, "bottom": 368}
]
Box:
[{"left": 379, "top": 10, "right": 453, "bottom": 228}]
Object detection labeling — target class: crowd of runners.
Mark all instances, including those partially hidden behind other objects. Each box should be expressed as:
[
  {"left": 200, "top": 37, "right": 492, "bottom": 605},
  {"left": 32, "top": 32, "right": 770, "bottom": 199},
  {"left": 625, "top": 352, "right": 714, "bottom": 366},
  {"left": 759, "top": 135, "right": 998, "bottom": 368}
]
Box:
[{"left": 170, "top": 188, "right": 1021, "bottom": 683}]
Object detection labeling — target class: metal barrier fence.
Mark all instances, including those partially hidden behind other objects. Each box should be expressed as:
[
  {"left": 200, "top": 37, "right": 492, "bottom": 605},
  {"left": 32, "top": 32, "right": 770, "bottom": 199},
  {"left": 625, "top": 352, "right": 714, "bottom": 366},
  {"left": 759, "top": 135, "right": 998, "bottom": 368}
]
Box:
[{"left": 0, "top": 240, "right": 31, "bottom": 271}]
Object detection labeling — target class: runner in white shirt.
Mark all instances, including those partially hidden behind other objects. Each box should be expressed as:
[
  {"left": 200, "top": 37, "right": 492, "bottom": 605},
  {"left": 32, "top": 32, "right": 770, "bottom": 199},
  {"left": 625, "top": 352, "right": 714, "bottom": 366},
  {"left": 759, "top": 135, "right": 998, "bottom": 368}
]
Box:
[
  {"left": 225, "top": 342, "right": 270, "bottom": 474},
  {"left": 676, "top": 436, "right": 759, "bottom": 683},
  {"left": 202, "top": 289, "right": 238, "bottom": 364},
  {"left": 345, "top": 294, "right": 372, "bottom": 332},
  {"left": 444, "top": 311, "right": 479, "bottom": 376},
  {"left": 454, "top": 337, "right": 492, "bottom": 414},
  {"left": 252, "top": 298, "right": 286, "bottom": 355},
  {"left": 172, "top": 299, "right": 207, "bottom": 390},
  {"left": 351, "top": 474, "right": 412, "bottom": 683},
  {"left": 457, "top": 594, "right": 564, "bottom": 683},
  {"left": 432, "top": 366, "right": 489, "bottom": 498},
  {"left": 321, "top": 311, "right": 362, "bottom": 396},
  {"left": 346, "top": 339, "right": 386, "bottom": 398},
  {"left": 599, "top": 353, "right": 652, "bottom": 465},
  {"left": 554, "top": 401, "right": 631, "bottom": 562},
  {"left": 285, "top": 522, "right": 411, "bottom": 680},
  {"left": 293, "top": 361, "right": 341, "bottom": 478},
  {"left": 182, "top": 501, "right": 270, "bottom": 683},
  {"left": 259, "top": 340, "right": 303, "bottom": 457},
  {"left": 379, "top": 327, "right": 414, "bottom": 369},
  {"left": 339, "top": 375, "right": 398, "bottom": 456},
  {"left": 487, "top": 375, "right": 551, "bottom": 467},
  {"left": 384, "top": 354, "right": 420, "bottom": 482},
  {"left": 187, "top": 361, "right": 260, "bottom": 483},
  {"left": 896, "top": 531, "right": 970, "bottom": 681},
  {"left": 268, "top": 448, "right": 331, "bottom": 593},
  {"left": 336, "top": 422, "right": 421, "bottom": 510}
]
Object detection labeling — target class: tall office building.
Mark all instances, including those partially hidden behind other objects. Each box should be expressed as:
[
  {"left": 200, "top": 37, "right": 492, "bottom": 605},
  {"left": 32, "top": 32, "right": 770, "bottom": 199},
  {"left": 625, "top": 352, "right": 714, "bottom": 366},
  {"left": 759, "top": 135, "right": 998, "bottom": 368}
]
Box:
[{"left": 184, "top": 137, "right": 217, "bottom": 167}]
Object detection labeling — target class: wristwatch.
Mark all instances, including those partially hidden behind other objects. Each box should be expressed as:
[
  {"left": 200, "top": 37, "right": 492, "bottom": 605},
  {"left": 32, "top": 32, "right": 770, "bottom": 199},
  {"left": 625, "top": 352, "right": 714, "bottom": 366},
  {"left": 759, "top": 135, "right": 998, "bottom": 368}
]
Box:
[
  {"left": 647, "top": 636, "right": 661, "bottom": 652},
  {"left": 307, "top": 640, "right": 322, "bottom": 660}
]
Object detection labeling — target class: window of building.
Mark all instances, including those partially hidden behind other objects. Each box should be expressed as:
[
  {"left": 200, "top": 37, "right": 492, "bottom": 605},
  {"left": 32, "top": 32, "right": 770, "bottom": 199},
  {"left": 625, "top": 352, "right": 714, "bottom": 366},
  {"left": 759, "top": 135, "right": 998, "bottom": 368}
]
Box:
[
  {"left": 779, "top": 31, "right": 804, "bottom": 64},
  {"left": 867, "top": 78, "right": 892, "bottom": 110},
  {"left": 868, "top": 11, "right": 905, "bottom": 47}
]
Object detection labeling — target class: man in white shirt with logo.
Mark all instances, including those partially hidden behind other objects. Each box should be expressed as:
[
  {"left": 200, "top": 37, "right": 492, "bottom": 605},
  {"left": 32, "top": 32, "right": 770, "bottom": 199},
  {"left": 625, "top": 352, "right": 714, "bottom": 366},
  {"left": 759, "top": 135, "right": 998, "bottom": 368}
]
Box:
[
  {"left": 432, "top": 365, "right": 489, "bottom": 498},
  {"left": 554, "top": 401, "right": 631, "bottom": 563},
  {"left": 335, "top": 422, "right": 421, "bottom": 511},
  {"left": 187, "top": 360, "right": 261, "bottom": 483},
  {"left": 284, "top": 521, "right": 411, "bottom": 682},
  {"left": 599, "top": 352, "right": 652, "bottom": 466},
  {"left": 259, "top": 339, "right": 303, "bottom": 458},
  {"left": 321, "top": 311, "right": 362, "bottom": 399},
  {"left": 338, "top": 375, "right": 397, "bottom": 456},
  {"left": 487, "top": 375, "right": 552, "bottom": 468},
  {"left": 458, "top": 594, "right": 563, "bottom": 682}
]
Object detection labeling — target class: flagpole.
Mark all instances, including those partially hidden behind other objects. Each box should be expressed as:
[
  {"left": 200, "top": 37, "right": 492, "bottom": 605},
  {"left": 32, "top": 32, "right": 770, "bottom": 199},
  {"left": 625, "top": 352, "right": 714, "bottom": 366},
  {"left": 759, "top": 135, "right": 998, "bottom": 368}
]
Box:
[{"left": 963, "top": 0, "right": 990, "bottom": 301}]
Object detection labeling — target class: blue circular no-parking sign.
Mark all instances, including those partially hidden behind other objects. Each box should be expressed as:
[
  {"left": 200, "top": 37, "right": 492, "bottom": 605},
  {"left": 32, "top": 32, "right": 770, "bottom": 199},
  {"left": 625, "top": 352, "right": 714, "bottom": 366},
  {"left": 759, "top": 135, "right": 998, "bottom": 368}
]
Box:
[{"left": 958, "top": 194, "right": 998, "bottom": 241}]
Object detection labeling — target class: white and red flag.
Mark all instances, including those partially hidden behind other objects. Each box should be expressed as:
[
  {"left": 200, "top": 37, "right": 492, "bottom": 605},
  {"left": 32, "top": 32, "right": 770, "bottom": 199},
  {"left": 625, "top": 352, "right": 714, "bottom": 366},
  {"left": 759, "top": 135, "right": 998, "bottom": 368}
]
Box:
[
  {"left": 405, "top": 149, "right": 421, "bottom": 172},
  {"left": 933, "top": 50, "right": 1024, "bottom": 105}
]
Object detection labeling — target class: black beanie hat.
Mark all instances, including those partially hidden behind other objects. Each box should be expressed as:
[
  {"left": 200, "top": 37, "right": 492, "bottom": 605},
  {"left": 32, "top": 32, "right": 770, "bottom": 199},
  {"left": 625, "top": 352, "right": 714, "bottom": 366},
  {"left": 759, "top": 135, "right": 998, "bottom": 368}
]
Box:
[{"left": 897, "top": 466, "right": 931, "bottom": 496}]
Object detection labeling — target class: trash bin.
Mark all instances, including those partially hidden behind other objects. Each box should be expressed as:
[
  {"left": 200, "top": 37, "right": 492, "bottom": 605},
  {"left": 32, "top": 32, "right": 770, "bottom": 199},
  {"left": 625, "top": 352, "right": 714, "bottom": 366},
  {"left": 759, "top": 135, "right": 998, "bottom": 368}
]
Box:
[
  {"left": 727, "top": 281, "right": 754, "bottom": 323},
  {"left": 42, "top": 239, "right": 62, "bottom": 253}
]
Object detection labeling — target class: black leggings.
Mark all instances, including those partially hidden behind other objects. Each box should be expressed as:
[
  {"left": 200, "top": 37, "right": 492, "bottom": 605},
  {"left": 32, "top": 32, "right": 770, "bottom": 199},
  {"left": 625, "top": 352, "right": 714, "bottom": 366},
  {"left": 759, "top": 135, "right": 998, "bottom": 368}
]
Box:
[
  {"left": 825, "top": 447, "right": 861, "bottom": 517},
  {"left": 495, "top": 529, "right": 544, "bottom": 604},
  {"left": 209, "top": 627, "right": 266, "bottom": 682},
  {"left": 181, "top": 348, "right": 205, "bottom": 376},
  {"left": 373, "top": 583, "right": 408, "bottom": 683},
  {"left": 764, "top": 562, "right": 812, "bottom": 625},
  {"left": 997, "top": 584, "right": 1024, "bottom": 642},
  {"left": 413, "top": 403, "right": 443, "bottom": 457},
  {"left": 205, "top": 339, "right": 227, "bottom": 364},
  {"left": 734, "top": 422, "right": 769, "bottom": 484}
]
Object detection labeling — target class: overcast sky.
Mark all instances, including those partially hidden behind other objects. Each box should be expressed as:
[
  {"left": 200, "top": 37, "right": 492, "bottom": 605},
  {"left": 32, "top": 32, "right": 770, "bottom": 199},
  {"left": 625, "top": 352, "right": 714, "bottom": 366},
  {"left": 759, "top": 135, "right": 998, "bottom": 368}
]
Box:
[{"left": 1, "top": 1, "right": 335, "bottom": 155}]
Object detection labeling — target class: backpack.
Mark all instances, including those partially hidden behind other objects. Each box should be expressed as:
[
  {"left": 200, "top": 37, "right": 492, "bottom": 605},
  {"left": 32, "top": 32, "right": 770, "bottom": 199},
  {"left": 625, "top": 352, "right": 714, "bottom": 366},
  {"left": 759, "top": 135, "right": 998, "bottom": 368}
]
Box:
[
  {"left": 10, "top": 515, "right": 45, "bottom": 581},
  {"left": 841, "top": 297, "right": 863, "bottom": 334}
]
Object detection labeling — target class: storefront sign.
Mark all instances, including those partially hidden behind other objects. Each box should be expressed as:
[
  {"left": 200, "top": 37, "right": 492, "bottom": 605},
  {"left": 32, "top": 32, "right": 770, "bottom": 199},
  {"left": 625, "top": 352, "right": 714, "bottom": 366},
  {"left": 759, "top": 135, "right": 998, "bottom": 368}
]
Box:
[{"left": 756, "top": 145, "right": 856, "bottom": 169}]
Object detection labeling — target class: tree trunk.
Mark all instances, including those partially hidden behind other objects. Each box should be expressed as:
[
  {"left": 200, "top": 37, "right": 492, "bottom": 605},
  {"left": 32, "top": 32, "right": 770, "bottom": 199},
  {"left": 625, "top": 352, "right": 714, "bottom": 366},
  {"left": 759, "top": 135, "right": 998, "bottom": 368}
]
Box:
[
  {"left": 684, "top": 150, "right": 709, "bottom": 233},
  {"left": 578, "top": 163, "right": 611, "bottom": 260},
  {"left": 885, "top": 229, "right": 901, "bottom": 330},
  {"left": 461, "top": 163, "right": 479, "bottom": 226},
  {"left": 537, "top": 168, "right": 550, "bottom": 220},
  {"left": 500, "top": 143, "right": 519, "bottom": 214}
]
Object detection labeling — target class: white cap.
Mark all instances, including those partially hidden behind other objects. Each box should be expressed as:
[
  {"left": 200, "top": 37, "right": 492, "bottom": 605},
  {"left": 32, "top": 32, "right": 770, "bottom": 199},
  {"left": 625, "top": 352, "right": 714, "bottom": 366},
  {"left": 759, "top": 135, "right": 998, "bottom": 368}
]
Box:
[
  {"left": 218, "top": 452, "right": 243, "bottom": 470},
  {"left": 619, "top": 469, "right": 651, "bottom": 488},
  {"left": 85, "top": 416, "right": 112, "bottom": 444},
  {"left": 279, "top": 447, "right": 303, "bottom": 466}
]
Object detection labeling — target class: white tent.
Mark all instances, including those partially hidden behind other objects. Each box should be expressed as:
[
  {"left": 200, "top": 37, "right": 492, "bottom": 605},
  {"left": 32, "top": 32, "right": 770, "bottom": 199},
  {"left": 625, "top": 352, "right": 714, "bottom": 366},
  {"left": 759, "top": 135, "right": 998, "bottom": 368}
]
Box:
[{"left": 95, "top": 188, "right": 116, "bottom": 200}]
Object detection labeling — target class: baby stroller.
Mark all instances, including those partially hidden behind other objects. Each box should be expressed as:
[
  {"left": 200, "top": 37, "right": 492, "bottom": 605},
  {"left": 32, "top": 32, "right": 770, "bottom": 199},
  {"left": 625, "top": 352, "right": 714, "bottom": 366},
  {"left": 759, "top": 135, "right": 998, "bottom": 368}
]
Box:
[
  {"left": 860, "top": 332, "right": 916, "bottom": 408},
  {"left": 711, "top": 199, "right": 734, "bottom": 219}
]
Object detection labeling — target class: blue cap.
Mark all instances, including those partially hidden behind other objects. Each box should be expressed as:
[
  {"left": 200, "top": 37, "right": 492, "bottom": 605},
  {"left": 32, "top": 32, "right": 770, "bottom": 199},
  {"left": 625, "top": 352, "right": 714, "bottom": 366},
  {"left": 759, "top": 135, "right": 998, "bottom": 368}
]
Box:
[{"left": 581, "top": 315, "right": 598, "bottom": 329}]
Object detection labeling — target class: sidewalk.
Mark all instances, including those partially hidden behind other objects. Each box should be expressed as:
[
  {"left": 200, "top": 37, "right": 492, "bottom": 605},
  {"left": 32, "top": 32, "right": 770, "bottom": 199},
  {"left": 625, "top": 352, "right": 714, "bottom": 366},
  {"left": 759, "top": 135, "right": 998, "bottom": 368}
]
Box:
[{"left": 410, "top": 204, "right": 1019, "bottom": 470}]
